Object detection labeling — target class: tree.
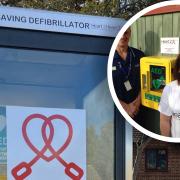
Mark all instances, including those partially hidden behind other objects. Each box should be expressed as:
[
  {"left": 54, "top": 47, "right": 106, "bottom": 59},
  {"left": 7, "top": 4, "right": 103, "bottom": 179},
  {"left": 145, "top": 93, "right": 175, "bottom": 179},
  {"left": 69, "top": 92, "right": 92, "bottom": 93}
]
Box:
[
  {"left": 133, "top": 133, "right": 152, "bottom": 180},
  {"left": 116, "top": 0, "right": 168, "bottom": 19},
  {"left": 0, "top": 0, "right": 86, "bottom": 11},
  {"left": 0, "top": 0, "right": 20, "bottom": 6},
  {"left": 0, "top": 0, "right": 167, "bottom": 19}
]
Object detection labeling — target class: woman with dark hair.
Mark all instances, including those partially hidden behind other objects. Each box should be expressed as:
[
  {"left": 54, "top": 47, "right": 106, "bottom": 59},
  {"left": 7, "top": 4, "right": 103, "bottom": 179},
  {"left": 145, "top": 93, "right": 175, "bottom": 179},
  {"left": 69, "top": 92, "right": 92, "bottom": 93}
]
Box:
[{"left": 159, "top": 54, "right": 180, "bottom": 137}]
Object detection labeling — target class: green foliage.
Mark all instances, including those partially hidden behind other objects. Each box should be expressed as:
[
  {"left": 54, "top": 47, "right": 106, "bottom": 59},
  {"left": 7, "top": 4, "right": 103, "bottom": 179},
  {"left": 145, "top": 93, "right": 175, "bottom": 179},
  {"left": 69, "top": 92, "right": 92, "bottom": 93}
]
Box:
[
  {"left": 17, "top": 0, "right": 45, "bottom": 9},
  {"left": 0, "top": 0, "right": 167, "bottom": 18},
  {"left": 44, "top": 0, "right": 86, "bottom": 12},
  {"left": 80, "top": 1, "right": 117, "bottom": 17},
  {"left": 117, "top": 0, "right": 168, "bottom": 19}
]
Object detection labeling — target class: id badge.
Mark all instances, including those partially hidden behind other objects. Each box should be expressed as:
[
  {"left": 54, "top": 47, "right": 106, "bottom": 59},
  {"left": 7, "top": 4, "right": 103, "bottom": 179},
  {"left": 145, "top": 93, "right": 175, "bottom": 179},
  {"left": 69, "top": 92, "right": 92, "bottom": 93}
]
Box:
[
  {"left": 124, "top": 80, "right": 132, "bottom": 91},
  {"left": 112, "top": 66, "right": 117, "bottom": 71}
]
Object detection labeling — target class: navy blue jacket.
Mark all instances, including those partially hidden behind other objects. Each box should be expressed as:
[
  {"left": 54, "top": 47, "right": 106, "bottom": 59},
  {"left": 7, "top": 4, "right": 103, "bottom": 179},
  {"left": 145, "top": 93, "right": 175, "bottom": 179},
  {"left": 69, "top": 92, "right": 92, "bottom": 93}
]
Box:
[{"left": 112, "top": 47, "right": 144, "bottom": 103}]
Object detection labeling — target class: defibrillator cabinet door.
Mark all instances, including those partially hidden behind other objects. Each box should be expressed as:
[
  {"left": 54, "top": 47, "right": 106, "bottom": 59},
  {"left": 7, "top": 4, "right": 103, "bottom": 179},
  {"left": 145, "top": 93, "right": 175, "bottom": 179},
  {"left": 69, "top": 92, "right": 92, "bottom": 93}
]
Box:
[{"left": 0, "top": 47, "right": 115, "bottom": 180}]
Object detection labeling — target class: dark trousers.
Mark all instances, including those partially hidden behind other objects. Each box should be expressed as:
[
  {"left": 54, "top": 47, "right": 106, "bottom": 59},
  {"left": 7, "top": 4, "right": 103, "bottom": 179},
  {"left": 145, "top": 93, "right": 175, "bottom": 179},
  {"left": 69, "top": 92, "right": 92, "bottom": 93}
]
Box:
[
  {"left": 134, "top": 105, "right": 147, "bottom": 128},
  {"left": 134, "top": 105, "right": 160, "bottom": 134}
]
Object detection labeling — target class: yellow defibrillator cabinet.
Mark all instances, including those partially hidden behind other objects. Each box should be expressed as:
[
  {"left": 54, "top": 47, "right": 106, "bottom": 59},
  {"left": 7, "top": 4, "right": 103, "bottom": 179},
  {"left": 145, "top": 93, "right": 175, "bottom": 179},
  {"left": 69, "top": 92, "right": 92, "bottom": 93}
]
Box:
[{"left": 140, "top": 56, "right": 176, "bottom": 110}]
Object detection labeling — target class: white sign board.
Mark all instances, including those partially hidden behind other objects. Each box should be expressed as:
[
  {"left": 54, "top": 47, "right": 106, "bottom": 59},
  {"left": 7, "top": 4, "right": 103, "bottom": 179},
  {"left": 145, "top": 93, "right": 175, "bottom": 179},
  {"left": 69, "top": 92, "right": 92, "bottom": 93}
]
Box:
[
  {"left": 7, "top": 106, "right": 86, "bottom": 180},
  {"left": 161, "top": 37, "right": 179, "bottom": 54},
  {"left": 0, "top": 6, "right": 125, "bottom": 37}
]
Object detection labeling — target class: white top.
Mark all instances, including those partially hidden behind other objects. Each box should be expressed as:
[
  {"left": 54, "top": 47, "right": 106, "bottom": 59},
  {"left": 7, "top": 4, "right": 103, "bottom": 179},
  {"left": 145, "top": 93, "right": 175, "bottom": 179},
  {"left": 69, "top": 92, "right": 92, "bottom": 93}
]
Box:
[{"left": 158, "top": 80, "right": 180, "bottom": 137}]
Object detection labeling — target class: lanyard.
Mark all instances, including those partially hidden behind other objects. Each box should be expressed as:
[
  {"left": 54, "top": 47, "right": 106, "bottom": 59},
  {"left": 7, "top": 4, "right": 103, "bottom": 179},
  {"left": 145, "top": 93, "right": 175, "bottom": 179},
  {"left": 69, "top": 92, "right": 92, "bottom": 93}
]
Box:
[{"left": 117, "top": 48, "right": 135, "bottom": 79}]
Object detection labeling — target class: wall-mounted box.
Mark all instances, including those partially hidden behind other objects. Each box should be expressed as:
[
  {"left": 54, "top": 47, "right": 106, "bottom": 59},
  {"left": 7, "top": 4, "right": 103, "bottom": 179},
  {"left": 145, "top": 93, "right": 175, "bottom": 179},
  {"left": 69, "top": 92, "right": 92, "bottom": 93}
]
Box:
[{"left": 140, "top": 56, "right": 176, "bottom": 110}]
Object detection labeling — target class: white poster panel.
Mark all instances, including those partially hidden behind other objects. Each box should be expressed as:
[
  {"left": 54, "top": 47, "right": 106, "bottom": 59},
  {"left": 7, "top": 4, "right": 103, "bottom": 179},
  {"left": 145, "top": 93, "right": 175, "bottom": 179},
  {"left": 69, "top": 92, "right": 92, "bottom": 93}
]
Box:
[
  {"left": 6, "top": 106, "right": 86, "bottom": 180},
  {"left": 161, "top": 37, "right": 179, "bottom": 54},
  {"left": 0, "top": 6, "right": 125, "bottom": 37}
]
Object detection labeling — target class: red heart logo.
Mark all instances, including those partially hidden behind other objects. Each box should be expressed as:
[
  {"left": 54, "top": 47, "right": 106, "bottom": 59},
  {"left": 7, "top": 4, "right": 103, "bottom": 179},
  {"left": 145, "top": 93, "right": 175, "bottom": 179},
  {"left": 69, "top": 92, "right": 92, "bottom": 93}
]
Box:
[{"left": 22, "top": 114, "right": 73, "bottom": 162}]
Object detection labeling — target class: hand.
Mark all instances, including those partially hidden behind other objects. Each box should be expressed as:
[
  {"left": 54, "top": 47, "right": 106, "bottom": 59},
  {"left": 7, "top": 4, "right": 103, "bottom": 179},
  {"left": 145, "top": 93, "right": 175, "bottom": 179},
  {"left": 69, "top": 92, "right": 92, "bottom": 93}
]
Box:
[
  {"left": 131, "top": 93, "right": 141, "bottom": 114},
  {"left": 119, "top": 101, "right": 134, "bottom": 118},
  {"left": 133, "top": 98, "right": 140, "bottom": 107},
  {"left": 128, "top": 102, "right": 139, "bottom": 117},
  {"left": 119, "top": 99, "right": 140, "bottom": 118}
]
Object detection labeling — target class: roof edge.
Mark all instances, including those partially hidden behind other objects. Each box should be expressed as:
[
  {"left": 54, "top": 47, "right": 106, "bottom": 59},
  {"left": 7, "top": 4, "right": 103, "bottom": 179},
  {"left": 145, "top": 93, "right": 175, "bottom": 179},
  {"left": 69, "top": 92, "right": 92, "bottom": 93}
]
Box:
[{"left": 144, "top": 5, "right": 180, "bottom": 16}]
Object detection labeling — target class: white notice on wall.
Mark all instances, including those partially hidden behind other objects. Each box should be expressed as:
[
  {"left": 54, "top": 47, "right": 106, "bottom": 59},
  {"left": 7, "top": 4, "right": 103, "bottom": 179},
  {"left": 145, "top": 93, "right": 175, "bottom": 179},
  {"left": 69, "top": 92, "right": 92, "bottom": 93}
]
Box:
[
  {"left": 161, "top": 37, "right": 179, "bottom": 54},
  {"left": 6, "top": 106, "right": 86, "bottom": 180}
]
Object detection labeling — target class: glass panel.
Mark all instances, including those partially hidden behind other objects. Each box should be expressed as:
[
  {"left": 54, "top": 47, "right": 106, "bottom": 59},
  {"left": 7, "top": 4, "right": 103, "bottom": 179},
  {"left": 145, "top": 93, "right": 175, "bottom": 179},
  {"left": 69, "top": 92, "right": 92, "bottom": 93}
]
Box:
[
  {"left": 146, "top": 149, "right": 157, "bottom": 170},
  {"left": 0, "top": 47, "right": 114, "bottom": 180},
  {"left": 157, "top": 150, "right": 167, "bottom": 171},
  {"left": 150, "top": 65, "right": 166, "bottom": 92},
  {"left": 84, "top": 79, "right": 114, "bottom": 180}
]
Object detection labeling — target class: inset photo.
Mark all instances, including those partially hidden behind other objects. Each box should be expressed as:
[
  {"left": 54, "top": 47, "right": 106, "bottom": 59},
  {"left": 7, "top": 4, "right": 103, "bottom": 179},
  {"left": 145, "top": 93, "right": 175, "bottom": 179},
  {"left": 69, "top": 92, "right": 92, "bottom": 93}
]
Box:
[{"left": 108, "top": 1, "right": 180, "bottom": 142}]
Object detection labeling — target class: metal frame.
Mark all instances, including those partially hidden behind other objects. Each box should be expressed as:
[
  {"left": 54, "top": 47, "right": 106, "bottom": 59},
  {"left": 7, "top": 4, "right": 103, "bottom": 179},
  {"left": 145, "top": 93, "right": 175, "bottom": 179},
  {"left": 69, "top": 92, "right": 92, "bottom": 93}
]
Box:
[
  {"left": 115, "top": 106, "right": 126, "bottom": 180},
  {"left": 0, "top": 27, "right": 128, "bottom": 180}
]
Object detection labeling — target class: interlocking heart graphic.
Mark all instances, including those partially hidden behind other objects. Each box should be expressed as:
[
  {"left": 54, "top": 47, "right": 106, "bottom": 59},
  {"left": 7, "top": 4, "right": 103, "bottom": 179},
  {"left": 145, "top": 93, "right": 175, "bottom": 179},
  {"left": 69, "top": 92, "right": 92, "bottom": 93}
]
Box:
[{"left": 11, "top": 114, "right": 84, "bottom": 180}]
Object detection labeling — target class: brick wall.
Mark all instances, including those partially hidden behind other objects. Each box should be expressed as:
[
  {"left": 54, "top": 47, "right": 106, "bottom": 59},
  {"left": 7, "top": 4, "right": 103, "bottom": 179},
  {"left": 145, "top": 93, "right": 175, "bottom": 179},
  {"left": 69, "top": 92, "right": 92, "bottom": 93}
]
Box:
[{"left": 133, "top": 128, "right": 180, "bottom": 180}]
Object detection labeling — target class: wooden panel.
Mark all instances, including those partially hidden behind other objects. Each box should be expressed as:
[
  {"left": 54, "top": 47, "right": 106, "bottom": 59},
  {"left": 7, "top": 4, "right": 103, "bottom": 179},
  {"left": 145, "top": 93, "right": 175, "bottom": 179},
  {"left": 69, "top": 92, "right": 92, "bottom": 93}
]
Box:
[
  {"left": 131, "top": 12, "right": 180, "bottom": 55},
  {"left": 145, "top": 16, "right": 154, "bottom": 56},
  {"left": 137, "top": 17, "right": 146, "bottom": 52},
  {"left": 173, "top": 12, "right": 180, "bottom": 52},
  {"left": 130, "top": 22, "right": 138, "bottom": 48},
  {"left": 173, "top": 12, "right": 180, "bottom": 36},
  {"left": 153, "top": 15, "right": 163, "bottom": 56},
  {"left": 162, "top": 14, "right": 173, "bottom": 37}
]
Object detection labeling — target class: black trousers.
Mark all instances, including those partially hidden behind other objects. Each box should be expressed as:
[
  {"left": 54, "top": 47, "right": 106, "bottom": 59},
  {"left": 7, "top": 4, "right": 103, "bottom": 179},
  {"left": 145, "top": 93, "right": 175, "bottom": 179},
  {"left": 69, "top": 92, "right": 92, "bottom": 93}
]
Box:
[
  {"left": 133, "top": 105, "right": 160, "bottom": 134},
  {"left": 133, "top": 105, "right": 147, "bottom": 128}
]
